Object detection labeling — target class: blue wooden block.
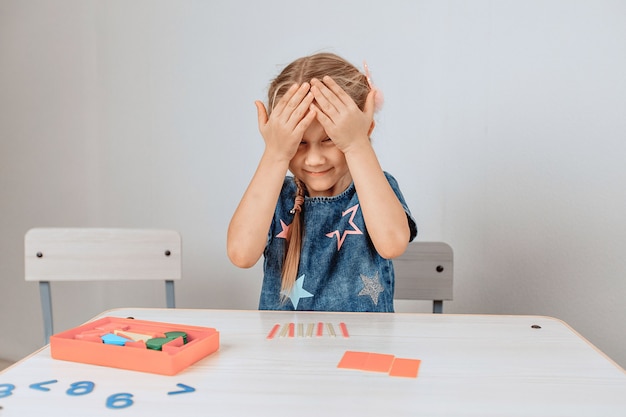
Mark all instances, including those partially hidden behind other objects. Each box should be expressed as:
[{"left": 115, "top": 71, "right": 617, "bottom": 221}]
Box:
[{"left": 101, "top": 333, "right": 130, "bottom": 346}]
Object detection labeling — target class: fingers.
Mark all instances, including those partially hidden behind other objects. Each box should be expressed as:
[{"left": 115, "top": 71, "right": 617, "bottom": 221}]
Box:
[
  {"left": 256, "top": 82, "right": 315, "bottom": 158},
  {"left": 309, "top": 102, "right": 332, "bottom": 129},
  {"left": 255, "top": 100, "right": 268, "bottom": 128},
  {"left": 272, "top": 82, "right": 312, "bottom": 122},
  {"left": 309, "top": 78, "right": 339, "bottom": 117},
  {"left": 310, "top": 76, "right": 356, "bottom": 114},
  {"left": 288, "top": 89, "right": 314, "bottom": 127},
  {"left": 294, "top": 105, "right": 317, "bottom": 136}
]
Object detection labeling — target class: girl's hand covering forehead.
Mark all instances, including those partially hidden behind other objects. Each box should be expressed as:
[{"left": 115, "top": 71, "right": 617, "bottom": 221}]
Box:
[{"left": 308, "top": 76, "right": 375, "bottom": 154}]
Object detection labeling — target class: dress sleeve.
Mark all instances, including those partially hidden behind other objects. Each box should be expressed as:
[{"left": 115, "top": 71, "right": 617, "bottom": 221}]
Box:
[{"left": 383, "top": 172, "right": 418, "bottom": 242}]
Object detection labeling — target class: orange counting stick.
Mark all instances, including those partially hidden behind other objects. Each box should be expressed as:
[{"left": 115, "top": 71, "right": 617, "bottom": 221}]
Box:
[
  {"left": 339, "top": 322, "right": 349, "bottom": 338},
  {"left": 266, "top": 324, "right": 280, "bottom": 340},
  {"left": 288, "top": 323, "right": 295, "bottom": 338},
  {"left": 316, "top": 322, "right": 324, "bottom": 337}
]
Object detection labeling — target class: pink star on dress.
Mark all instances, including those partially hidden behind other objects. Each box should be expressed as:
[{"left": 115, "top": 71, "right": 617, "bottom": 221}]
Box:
[
  {"left": 326, "top": 204, "right": 363, "bottom": 250},
  {"left": 275, "top": 219, "right": 290, "bottom": 239}
]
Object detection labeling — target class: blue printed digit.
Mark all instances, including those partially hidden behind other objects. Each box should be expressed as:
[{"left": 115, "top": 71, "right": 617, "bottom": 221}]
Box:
[
  {"left": 106, "top": 392, "right": 134, "bottom": 409},
  {"left": 66, "top": 380, "right": 95, "bottom": 396},
  {"left": 0, "top": 383, "right": 16, "bottom": 398}
]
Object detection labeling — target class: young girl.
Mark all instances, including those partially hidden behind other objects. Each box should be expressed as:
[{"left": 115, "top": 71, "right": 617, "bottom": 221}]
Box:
[{"left": 227, "top": 52, "right": 417, "bottom": 312}]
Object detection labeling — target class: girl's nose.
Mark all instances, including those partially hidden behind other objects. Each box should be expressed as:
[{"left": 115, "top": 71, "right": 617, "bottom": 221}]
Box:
[{"left": 304, "top": 145, "right": 325, "bottom": 166}]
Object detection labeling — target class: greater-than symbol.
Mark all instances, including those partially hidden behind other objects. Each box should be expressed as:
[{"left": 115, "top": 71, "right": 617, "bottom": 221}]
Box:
[{"left": 167, "top": 383, "right": 196, "bottom": 395}]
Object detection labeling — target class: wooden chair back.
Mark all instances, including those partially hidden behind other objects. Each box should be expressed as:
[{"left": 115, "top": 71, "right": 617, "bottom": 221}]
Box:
[
  {"left": 393, "top": 241, "right": 453, "bottom": 313},
  {"left": 25, "top": 228, "right": 182, "bottom": 343}
]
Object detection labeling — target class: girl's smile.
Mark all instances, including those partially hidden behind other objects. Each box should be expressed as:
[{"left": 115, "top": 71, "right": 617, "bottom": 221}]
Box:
[{"left": 304, "top": 169, "right": 330, "bottom": 176}]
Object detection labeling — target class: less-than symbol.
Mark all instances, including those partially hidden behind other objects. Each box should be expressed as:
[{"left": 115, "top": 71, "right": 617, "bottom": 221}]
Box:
[{"left": 29, "top": 380, "right": 59, "bottom": 391}]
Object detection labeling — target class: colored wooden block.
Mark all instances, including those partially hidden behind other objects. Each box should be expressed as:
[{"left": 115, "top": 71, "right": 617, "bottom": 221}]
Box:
[
  {"left": 164, "top": 331, "right": 187, "bottom": 343},
  {"left": 124, "top": 340, "right": 147, "bottom": 349},
  {"left": 114, "top": 330, "right": 156, "bottom": 343},
  {"left": 101, "top": 333, "right": 131, "bottom": 346},
  {"left": 75, "top": 329, "right": 107, "bottom": 342},
  {"left": 146, "top": 337, "right": 172, "bottom": 351},
  {"left": 75, "top": 334, "right": 104, "bottom": 343},
  {"left": 162, "top": 337, "right": 185, "bottom": 354},
  {"left": 95, "top": 323, "right": 130, "bottom": 332}
]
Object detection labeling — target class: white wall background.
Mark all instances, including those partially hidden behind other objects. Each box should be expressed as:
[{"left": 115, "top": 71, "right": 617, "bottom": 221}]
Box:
[{"left": 1, "top": 0, "right": 625, "bottom": 368}]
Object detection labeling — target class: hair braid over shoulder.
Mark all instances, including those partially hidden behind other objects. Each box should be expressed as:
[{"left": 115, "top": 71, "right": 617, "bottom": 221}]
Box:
[{"left": 280, "top": 177, "right": 306, "bottom": 299}]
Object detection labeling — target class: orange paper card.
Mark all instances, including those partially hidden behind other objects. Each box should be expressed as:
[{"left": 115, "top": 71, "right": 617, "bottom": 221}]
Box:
[
  {"left": 389, "top": 358, "right": 421, "bottom": 378},
  {"left": 363, "top": 353, "right": 396, "bottom": 373},
  {"left": 337, "top": 351, "right": 396, "bottom": 373},
  {"left": 337, "top": 351, "right": 369, "bottom": 370}
]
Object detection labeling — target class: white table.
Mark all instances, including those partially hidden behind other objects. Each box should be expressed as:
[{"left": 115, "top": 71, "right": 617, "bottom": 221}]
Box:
[{"left": 1, "top": 308, "right": 625, "bottom": 416}]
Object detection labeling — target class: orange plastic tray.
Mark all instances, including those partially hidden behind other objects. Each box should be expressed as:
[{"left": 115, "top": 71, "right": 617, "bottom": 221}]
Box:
[{"left": 50, "top": 316, "right": 219, "bottom": 375}]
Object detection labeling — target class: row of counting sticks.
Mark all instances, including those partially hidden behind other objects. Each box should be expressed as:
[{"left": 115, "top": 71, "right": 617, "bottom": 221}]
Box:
[{"left": 266, "top": 322, "right": 349, "bottom": 339}]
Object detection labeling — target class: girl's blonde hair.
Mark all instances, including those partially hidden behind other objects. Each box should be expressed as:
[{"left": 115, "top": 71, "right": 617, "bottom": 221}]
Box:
[{"left": 266, "top": 53, "right": 371, "bottom": 299}]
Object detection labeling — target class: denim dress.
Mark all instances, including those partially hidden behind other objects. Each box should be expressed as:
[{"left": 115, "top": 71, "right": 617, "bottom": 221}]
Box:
[{"left": 259, "top": 172, "right": 417, "bottom": 312}]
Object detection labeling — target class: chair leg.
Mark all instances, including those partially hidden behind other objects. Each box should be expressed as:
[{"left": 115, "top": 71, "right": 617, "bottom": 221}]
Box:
[
  {"left": 39, "top": 281, "right": 53, "bottom": 344},
  {"left": 433, "top": 300, "right": 443, "bottom": 314},
  {"left": 165, "top": 280, "right": 176, "bottom": 308}
]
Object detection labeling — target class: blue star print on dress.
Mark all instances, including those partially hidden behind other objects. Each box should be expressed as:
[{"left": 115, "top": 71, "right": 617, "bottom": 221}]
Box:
[{"left": 281, "top": 275, "right": 314, "bottom": 309}]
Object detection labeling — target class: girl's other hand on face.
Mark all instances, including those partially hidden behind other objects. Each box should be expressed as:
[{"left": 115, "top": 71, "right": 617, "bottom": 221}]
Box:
[
  {"left": 255, "top": 82, "right": 316, "bottom": 163},
  {"left": 309, "top": 76, "right": 375, "bottom": 154}
]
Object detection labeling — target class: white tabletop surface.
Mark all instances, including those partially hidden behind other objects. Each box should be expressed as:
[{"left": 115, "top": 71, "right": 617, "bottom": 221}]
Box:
[{"left": 1, "top": 308, "right": 625, "bottom": 416}]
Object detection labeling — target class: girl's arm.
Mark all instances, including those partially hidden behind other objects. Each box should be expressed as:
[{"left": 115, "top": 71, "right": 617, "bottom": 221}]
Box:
[
  {"left": 310, "top": 77, "right": 410, "bottom": 259},
  {"left": 227, "top": 83, "right": 315, "bottom": 268},
  {"left": 343, "top": 140, "right": 411, "bottom": 259}
]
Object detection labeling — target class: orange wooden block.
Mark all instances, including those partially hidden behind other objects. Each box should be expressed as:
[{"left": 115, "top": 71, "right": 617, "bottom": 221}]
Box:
[
  {"left": 115, "top": 330, "right": 158, "bottom": 342},
  {"left": 95, "top": 323, "right": 130, "bottom": 332},
  {"left": 389, "top": 358, "right": 421, "bottom": 378},
  {"left": 124, "top": 340, "right": 147, "bottom": 349},
  {"left": 162, "top": 337, "right": 185, "bottom": 354},
  {"left": 74, "top": 333, "right": 103, "bottom": 343},
  {"left": 75, "top": 329, "right": 107, "bottom": 342}
]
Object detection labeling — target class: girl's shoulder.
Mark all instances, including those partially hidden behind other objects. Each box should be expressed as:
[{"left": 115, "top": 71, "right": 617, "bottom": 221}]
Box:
[{"left": 281, "top": 176, "right": 297, "bottom": 193}]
